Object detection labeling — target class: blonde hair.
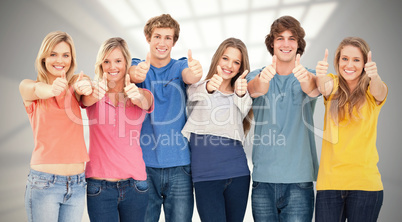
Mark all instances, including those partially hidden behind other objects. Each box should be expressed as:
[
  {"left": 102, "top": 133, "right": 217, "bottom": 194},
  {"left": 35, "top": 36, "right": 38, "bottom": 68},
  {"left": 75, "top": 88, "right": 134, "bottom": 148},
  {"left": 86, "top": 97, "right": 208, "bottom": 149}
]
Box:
[
  {"left": 35, "top": 31, "right": 77, "bottom": 84},
  {"left": 205, "top": 38, "right": 253, "bottom": 135},
  {"left": 143, "top": 14, "right": 180, "bottom": 43},
  {"left": 94, "top": 37, "right": 131, "bottom": 80},
  {"left": 330, "top": 37, "right": 371, "bottom": 122}
]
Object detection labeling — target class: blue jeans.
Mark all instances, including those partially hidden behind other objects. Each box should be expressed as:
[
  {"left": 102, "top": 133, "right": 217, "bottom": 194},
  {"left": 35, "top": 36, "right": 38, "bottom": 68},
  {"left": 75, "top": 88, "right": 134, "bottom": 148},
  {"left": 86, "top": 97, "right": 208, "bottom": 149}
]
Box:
[
  {"left": 86, "top": 178, "right": 149, "bottom": 222},
  {"left": 145, "top": 165, "right": 194, "bottom": 222},
  {"left": 194, "top": 175, "right": 250, "bottom": 222},
  {"left": 24, "top": 169, "right": 86, "bottom": 222},
  {"left": 315, "top": 190, "right": 383, "bottom": 222},
  {"left": 251, "top": 182, "right": 314, "bottom": 222}
]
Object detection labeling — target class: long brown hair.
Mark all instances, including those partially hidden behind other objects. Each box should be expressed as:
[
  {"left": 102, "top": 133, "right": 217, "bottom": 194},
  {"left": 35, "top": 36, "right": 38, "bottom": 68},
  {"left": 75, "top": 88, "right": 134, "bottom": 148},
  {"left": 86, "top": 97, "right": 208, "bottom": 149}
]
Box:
[
  {"left": 205, "top": 37, "right": 253, "bottom": 135},
  {"left": 330, "top": 37, "right": 371, "bottom": 122}
]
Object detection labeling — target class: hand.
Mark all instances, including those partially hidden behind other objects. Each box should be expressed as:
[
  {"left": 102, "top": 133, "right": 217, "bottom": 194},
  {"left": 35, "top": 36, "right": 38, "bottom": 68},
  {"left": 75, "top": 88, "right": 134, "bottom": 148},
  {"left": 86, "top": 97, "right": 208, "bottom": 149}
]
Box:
[
  {"left": 92, "top": 73, "right": 108, "bottom": 100},
  {"left": 52, "top": 70, "right": 68, "bottom": 96},
  {"left": 74, "top": 71, "right": 92, "bottom": 96},
  {"left": 365, "top": 51, "right": 380, "bottom": 81},
  {"left": 124, "top": 74, "right": 141, "bottom": 101},
  {"left": 206, "top": 65, "right": 223, "bottom": 93},
  {"left": 235, "top": 70, "right": 249, "bottom": 97},
  {"left": 293, "top": 54, "right": 309, "bottom": 83},
  {"left": 259, "top": 55, "right": 277, "bottom": 83},
  {"left": 134, "top": 52, "right": 150, "bottom": 83},
  {"left": 316, "top": 49, "right": 329, "bottom": 76},
  {"left": 188, "top": 49, "right": 203, "bottom": 80}
]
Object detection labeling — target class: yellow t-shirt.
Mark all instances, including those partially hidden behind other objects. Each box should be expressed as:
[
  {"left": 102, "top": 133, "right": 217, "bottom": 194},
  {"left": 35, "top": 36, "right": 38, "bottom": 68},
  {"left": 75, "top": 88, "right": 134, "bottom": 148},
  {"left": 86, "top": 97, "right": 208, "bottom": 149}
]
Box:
[{"left": 316, "top": 74, "right": 387, "bottom": 191}]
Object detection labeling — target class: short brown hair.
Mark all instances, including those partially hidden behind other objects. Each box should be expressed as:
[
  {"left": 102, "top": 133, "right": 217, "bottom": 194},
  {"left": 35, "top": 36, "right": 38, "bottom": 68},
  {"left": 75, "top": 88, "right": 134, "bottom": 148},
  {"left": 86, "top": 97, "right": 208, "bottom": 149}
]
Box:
[
  {"left": 143, "top": 14, "right": 180, "bottom": 43},
  {"left": 264, "top": 16, "right": 306, "bottom": 56}
]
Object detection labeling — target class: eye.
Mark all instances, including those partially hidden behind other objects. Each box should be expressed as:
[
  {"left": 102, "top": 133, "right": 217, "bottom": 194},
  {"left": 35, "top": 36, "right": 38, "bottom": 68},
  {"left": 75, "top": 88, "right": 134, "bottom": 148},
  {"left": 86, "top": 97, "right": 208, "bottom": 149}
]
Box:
[
  {"left": 63, "top": 54, "right": 70, "bottom": 58},
  {"left": 354, "top": 59, "right": 360, "bottom": 62},
  {"left": 222, "top": 57, "right": 228, "bottom": 61},
  {"left": 50, "top": 53, "right": 56, "bottom": 57},
  {"left": 104, "top": 60, "right": 109, "bottom": 64},
  {"left": 235, "top": 61, "right": 240, "bottom": 65},
  {"left": 342, "top": 57, "right": 348, "bottom": 61}
]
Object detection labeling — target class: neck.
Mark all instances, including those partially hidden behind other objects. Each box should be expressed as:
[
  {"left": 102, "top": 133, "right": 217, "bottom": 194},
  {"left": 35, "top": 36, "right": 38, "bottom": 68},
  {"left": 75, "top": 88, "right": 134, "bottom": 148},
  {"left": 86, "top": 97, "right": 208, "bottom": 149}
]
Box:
[
  {"left": 151, "top": 57, "right": 171, "bottom": 68},
  {"left": 107, "top": 80, "right": 124, "bottom": 93},
  {"left": 276, "top": 59, "right": 295, "bottom": 76},
  {"left": 219, "top": 79, "right": 233, "bottom": 93}
]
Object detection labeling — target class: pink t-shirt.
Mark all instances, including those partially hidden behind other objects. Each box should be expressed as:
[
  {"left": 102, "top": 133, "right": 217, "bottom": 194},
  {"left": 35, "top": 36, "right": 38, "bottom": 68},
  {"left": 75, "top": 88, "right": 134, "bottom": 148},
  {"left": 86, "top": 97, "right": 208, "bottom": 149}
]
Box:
[
  {"left": 85, "top": 92, "right": 154, "bottom": 180},
  {"left": 26, "top": 86, "right": 89, "bottom": 165}
]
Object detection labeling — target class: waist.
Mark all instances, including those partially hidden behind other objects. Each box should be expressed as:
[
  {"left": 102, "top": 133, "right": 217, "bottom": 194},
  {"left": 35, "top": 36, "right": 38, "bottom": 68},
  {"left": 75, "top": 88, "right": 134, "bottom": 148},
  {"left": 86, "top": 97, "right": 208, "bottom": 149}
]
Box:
[
  {"left": 28, "top": 168, "right": 85, "bottom": 183},
  {"left": 31, "top": 163, "right": 85, "bottom": 176}
]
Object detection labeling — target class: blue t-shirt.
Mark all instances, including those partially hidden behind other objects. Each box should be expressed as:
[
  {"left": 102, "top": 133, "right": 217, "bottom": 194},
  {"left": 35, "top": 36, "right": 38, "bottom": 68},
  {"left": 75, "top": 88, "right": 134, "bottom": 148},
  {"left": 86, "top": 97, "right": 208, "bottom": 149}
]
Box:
[
  {"left": 189, "top": 133, "right": 250, "bottom": 183},
  {"left": 246, "top": 67, "right": 319, "bottom": 183},
  {"left": 132, "top": 58, "right": 190, "bottom": 168}
]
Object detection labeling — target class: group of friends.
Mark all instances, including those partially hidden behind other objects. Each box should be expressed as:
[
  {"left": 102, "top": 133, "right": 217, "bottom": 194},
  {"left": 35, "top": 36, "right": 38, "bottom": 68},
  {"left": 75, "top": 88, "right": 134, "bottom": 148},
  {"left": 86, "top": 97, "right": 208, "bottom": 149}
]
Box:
[{"left": 19, "top": 14, "right": 387, "bottom": 222}]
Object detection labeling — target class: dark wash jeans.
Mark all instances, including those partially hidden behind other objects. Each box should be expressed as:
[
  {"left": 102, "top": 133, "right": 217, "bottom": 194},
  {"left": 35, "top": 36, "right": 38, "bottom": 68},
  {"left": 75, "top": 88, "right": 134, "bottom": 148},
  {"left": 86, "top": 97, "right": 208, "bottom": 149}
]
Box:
[{"left": 315, "top": 190, "right": 383, "bottom": 222}]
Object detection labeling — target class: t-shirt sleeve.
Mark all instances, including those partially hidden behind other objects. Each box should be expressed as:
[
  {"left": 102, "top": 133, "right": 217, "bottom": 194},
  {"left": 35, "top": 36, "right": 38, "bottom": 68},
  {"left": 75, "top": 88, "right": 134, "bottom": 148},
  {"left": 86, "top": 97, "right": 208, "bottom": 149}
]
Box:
[{"left": 246, "top": 68, "right": 264, "bottom": 83}]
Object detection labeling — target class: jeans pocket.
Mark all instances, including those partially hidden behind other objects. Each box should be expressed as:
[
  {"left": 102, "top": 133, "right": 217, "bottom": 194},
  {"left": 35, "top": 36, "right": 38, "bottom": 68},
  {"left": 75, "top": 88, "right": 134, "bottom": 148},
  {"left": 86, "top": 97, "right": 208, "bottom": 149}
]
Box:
[
  {"left": 296, "top": 182, "right": 313, "bottom": 189},
  {"left": 87, "top": 183, "right": 102, "bottom": 197},
  {"left": 181, "top": 165, "right": 192, "bottom": 177},
  {"left": 135, "top": 180, "right": 149, "bottom": 193},
  {"left": 252, "top": 181, "right": 260, "bottom": 189},
  {"left": 30, "top": 176, "right": 50, "bottom": 190}
]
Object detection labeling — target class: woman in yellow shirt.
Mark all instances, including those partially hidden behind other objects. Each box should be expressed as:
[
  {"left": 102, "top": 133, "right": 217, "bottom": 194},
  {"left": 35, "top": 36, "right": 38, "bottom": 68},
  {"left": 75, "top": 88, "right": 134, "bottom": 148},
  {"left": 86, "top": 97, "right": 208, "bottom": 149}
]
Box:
[{"left": 315, "top": 37, "right": 388, "bottom": 222}]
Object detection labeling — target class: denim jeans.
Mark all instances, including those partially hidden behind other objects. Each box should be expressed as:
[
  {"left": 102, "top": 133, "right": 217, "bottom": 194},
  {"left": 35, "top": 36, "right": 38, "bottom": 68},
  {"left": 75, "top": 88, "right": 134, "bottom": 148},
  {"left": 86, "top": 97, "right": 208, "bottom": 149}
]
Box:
[
  {"left": 86, "top": 178, "right": 149, "bottom": 222},
  {"left": 315, "top": 190, "right": 383, "bottom": 222},
  {"left": 24, "top": 169, "right": 86, "bottom": 222},
  {"left": 251, "top": 182, "right": 314, "bottom": 222},
  {"left": 194, "top": 175, "right": 250, "bottom": 222},
  {"left": 145, "top": 165, "right": 194, "bottom": 222}
]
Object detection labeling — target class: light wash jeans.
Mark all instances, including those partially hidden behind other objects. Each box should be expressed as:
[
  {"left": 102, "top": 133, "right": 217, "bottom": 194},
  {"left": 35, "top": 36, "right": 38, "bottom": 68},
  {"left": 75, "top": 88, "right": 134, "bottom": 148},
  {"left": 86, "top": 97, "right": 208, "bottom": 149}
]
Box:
[
  {"left": 145, "top": 165, "right": 194, "bottom": 222},
  {"left": 252, "top": 182, "right": 315, "bottom": 222},
  {"left": 24, "top": 169, "right": 86, "bottom": 222}
]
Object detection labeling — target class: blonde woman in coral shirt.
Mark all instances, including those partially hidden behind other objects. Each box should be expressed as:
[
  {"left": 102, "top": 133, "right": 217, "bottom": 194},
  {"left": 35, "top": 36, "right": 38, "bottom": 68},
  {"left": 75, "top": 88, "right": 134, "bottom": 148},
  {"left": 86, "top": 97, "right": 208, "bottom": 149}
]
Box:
[{"left": 19, "top": 31, "right": 91, "bottom": 222}]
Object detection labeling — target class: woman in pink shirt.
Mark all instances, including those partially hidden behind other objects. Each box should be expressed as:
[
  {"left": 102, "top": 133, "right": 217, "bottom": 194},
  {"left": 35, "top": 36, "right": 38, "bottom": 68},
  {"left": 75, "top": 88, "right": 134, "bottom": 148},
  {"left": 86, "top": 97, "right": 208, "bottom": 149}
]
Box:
[
  {"left": 82, "top": 37, "right": 154, "bottom": 222},
  {"left": 19, "top": 31, "right": 91, "bottom": 222}
]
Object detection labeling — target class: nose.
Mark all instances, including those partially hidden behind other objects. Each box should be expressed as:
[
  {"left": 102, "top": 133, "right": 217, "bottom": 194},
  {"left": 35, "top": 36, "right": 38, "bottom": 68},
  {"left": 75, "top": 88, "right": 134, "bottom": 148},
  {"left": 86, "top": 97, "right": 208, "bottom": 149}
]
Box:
[{"left": 57, "top": 55, "right": 63, "bottom": 63}]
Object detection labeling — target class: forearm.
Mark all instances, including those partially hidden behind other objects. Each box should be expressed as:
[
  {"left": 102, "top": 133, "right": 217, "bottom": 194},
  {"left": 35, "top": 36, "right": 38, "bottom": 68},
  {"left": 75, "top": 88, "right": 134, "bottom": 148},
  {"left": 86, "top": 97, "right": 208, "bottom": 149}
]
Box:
[
  {"left": 369, "top": 77, "right": 387, "bottom": 102},
  {"left": 247, "top": 77, "right": 269, "bottom": 98},
  {"left": 33, "top": 82, "right": 55, "bottom": 99},
  {"left": 316, "top": 75, "right": 334, "bottom": 97},
  {"left": 300, "top": 73, "right": 320, "bottom": 97},
  {"left": 132, "top": 89, "right": 153, "bottom": 111},
  {"left": 182, "top": 68, "right": 202, "bottom": 85},
  {"left": 81, "top": 94, "right": 99, "bottom": 107}
]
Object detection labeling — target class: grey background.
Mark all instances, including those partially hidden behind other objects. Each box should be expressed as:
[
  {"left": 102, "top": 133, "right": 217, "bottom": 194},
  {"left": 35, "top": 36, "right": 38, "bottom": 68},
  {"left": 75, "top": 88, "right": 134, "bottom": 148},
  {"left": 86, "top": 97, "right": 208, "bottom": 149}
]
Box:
[{"left": 1, "top": 0, "right": 401, "bottom": 221}]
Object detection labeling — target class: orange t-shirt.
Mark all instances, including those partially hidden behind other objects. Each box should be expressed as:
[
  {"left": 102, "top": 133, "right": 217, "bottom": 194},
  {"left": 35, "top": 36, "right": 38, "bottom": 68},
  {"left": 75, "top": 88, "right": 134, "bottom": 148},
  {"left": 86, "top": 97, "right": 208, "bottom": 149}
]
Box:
[{"left": 26, "top": 86, "right": 89, "bottom": 165}]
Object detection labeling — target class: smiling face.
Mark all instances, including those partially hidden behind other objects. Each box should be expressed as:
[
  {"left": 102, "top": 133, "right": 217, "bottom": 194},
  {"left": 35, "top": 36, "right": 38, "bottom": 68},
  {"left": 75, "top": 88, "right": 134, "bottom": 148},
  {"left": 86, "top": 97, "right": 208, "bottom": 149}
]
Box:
[
  {"left": 218, "top": 47, "right": 242, "bottom": 81},
  {"left": 148, "top": 28, "right": 175, "bottom": 66},
  {"left": 44, "top": 41, "right": 71, "bottom": 82},
  {"left": 338, "top": 45, "right": 364, "bottom": 89},
  {"left": 272, "top": 30, "right": 298, "bottom": 63},
  {"left": 101, "top": 47, "right": 126, "bottom": 87}
]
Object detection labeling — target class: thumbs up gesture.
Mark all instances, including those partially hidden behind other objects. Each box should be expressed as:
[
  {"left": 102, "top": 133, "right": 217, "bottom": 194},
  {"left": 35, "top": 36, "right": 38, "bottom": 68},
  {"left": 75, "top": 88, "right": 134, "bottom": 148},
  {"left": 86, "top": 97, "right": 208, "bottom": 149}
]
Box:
[
  {"left": 316, "top": 49, "right": 329, "bottom": 77},
  {"left": 259, "top": 55, "right": 277, "bottom": 83},
  {"left": 188, "top": 49, "right": 203, "bottom": 80},
  {"left": 124, "top": 74, "right": 141, "bottom": 102},
  {"left": 235, "top": 70, "right": 249, "bottom": 97},
  {"left": 92, "top": 73, "right": 108, "bottom": 100},
  {"left": 293, "top": 54, "right": 309, "bottom": 83},
  {"left": 74, "top": 71, "right": 93, "bottom": 96},
  {"left": 365, "top": 51, "right": 380, "bottom": 81},
  {"left": 52, "top": 70, "right": 68, "bottom": 96},
  {"left": 206, "top": 65, "right": 224, "bottom": 93},
  {"left": 133, "top": 52, "right": 150, "bottom": 83}
]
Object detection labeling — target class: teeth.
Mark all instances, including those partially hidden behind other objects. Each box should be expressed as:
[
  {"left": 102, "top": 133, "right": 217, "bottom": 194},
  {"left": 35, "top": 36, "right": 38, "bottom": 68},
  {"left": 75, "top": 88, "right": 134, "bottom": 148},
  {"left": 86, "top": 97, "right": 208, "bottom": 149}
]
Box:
[
  {"left": 54, "top": 66, "right": 63, "bottom": 70},
  {"left": 344, "top": 70, "right": 354, "bottom": 74},
  {"left": 281, "top": 50, "right": 290, "bottom": 53},
  {"left": 157, "top": 48, "right": 167, "bottom": 52},
  {"left": 223, "top": 69, "right": 231, "bottom": 74},
  {"left": 109, "top": 72, "right": 118, "bottom": 76}
]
